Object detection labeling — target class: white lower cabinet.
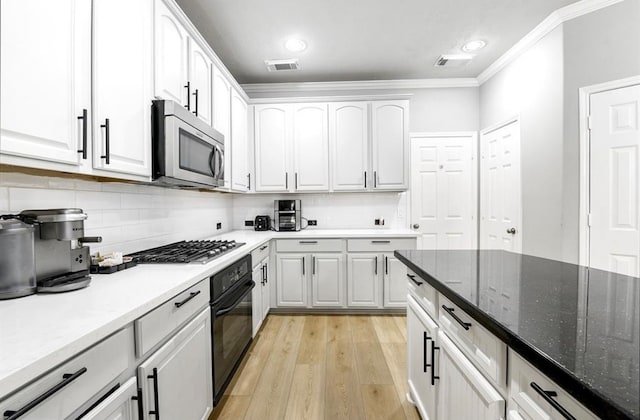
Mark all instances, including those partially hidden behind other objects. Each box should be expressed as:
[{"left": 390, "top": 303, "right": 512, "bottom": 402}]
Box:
[
  {"left": 252, "top": 255, "right": 270, "bottom": 336},
  {"left": 137, "top": 308, "right": 213, "bottom": 420},
  {"left": 347, "top": 253, "right": 381, "bottom": 307},
  {"left": 383, "top": 253, "right": 407, "bottom": 308},
  {"left": 80, "top": 377, "right": 140, "bottom": 420},
  {"left": 276, "top": 253, "right": 308, "bottom": 307},
  {"left": 311, "top": 253, "right": 345, "bottom": 307}
]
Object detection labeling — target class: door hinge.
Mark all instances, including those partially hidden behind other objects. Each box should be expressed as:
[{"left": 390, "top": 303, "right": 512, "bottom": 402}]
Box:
[
  {"left": 587, "top": 115, "right": 593, "bottom": 130},
  {"left": 587, "top": 213, "right": 593, "bottom": 227}
]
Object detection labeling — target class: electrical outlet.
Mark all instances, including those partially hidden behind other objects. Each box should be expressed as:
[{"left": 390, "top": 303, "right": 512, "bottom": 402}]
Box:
[
  {"left": 216, "top": 222, "right": 222, "bottom": 230},
  {"left": 375, "top": 219, "right": 380, "bottom": 225},
  {"left": 308, "top": 220, "right": 317, "bottom": 226},
  {"left": 245, "top": 220, "right": 254, "bottom": 227}
]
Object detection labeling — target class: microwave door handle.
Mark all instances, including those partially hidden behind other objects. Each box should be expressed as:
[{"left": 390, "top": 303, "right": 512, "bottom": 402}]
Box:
[
  {"left": 208, "top": 148, "right": 217, "bottom": 178},
  {"left": 217, "top": 145, "right": 225, "bottom": 181}
]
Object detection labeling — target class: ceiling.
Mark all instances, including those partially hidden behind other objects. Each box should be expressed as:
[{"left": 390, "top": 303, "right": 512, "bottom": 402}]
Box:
[{"left": 175, "top": 0, "right": 578, "bottom": 85}]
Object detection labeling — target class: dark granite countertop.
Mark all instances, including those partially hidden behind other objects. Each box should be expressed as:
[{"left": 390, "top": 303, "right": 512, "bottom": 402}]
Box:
[{"left": 395, "top": 249, "right": 639, "bottom": 420}]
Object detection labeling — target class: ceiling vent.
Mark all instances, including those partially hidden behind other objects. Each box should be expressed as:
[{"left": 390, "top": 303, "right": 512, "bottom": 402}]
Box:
[
  {"left": 434, "top": 54, "right": 473, "bottom": 68},
  {"left": 265, "top": 59, "right": 300, "bottom": 72}
]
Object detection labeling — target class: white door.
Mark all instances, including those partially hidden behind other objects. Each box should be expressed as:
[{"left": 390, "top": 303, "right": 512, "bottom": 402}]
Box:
[
  {"left": 411, "top": 134, "right": 477, "bottom": 250},
  {"left": 276, "top": 254, "right": 308, "bottom": 307},
  {"left": 383, "top": 253, "right": 407, "bottom": 308},
  {"left": 407, "top": 296, "right": 438, "bottom": 420},
  {"left": 311, "top": 253, "right": 344, "bottom": 307},
  {"left": 154, "top": 0, "right": 189, "bottom": 106},
  {"left": 293, "top": 103, "right": 330, "bottom": 191},
  {"left": 0, "top": 0, "right": 91, "bottom": 166},
  {"left": 589, "top": 85, "right": 640, "bottom": 276},
  {"left": 92, "top": 0, "right": 152, "bottom": 177},
  {"left": 347, "top": 254, "right": 381, "bottom": 307},
  {"left": 371, "top": 101, "right": 409, "bottom": 190},
  {"left": 213, "top": 66, "right": 231, "bottom": 189},
  {"left": 251, "top": 263, "right": 263, "bottom": 337},
  {"left": 80, "top": 377, "right": 139, "bottom": 420},
  {"left": 261, "top": 259, "right": 271, "bottom": 320},
  {"left": 188, "top": 40, "right": 212, "bottom": 126},
  {"left": 230, "top": 88, "right": 249, "bottom": 191},
  {"left": 138, "top": 309, "right": 213, "bottom": 420},
  {"left": 329, "top": 102, "right": 369, "bottom": 191},
  {"left": 254, "top": 104, "right": 291, "bottom": 192},
  {"left": 480, "top": 120, "right": 522, "bottom": 252}
]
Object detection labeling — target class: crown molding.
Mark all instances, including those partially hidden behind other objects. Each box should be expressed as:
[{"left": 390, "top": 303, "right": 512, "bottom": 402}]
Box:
[
  {"left": 477, "top": 0, "right": 624, "bottom": 84},
  {"left": 249, "top": 93, "right": 414, "bottom": 105},
  {"left": 242, "top": 78, "right": 479, "bottom": 95}
]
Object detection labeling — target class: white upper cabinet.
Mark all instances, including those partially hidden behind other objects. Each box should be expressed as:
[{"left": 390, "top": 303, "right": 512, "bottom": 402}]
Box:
[
  {"left": 0, "top": 0, "right": 91, "bottom": 167},
  {"left": 231, "top": 88, "right": 249, "bottom": 192},
  {"left": 188, "top": 40, "right": 213, "bottom": 126},
  {"left": 293, "top": 103, "right": 329, "bottom": 191},
  {"left": 92, "top": 0, "right": 152, "bottom": 177},
  {"left": 371, "top": 100, "right": 409, "bottom": 190},
  {"left": 329, "top": 102, "right": 369, "bottom": 191},
  {"left": 213, "top": 66, "right": 232, "bottom": 189},
  {"left": 154, "top": 0, "right": 189, "bottom": 106},
  {"left": 254, "top": 104, "right": 291, "bottom": 192}
]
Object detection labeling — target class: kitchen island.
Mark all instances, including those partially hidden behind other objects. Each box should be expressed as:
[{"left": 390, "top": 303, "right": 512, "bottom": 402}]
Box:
[{"left": 395, "top": 249, "right": 639, "bottom": 420}]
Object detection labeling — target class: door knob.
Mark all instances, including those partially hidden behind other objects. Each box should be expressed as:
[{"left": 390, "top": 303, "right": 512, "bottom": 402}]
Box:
[
  {"left": 506, "top": 227, "right": 516, "bottom": 235},
  {"left": 413, "top": 224, "right": 420, "bottom": 229}
]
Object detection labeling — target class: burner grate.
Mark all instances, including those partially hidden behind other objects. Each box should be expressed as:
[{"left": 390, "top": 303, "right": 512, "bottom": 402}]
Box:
[{"left": 127, "top": 240, "right": 244, "bottom": 264}]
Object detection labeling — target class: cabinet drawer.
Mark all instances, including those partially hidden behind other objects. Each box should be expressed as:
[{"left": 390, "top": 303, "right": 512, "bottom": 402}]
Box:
[
  {"left": 407, "top": 269, "right": 438, "bottom": 319},
  {"left": 508, "top": 350, "right": 598, "bottom": 420},
  {"left": 135, "top": 279, "right": 210, "bottom": 357},
  {"left": 0, "top": 328, "right": 133, "bottom": 420},
  {"left": 439, "top": 294, "right": 507, "bottom": 388},
  {"left": 347, "top": 238, "right": 415, "bottom": 252},
  {"left": 251, "top": 242, "right": 270, "bottom": 268},
  {"left": 276, "top": 238, "right": 343, "bottom": 252}
]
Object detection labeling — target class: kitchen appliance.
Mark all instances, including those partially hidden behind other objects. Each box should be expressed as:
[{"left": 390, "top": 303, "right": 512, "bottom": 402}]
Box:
[
  {"left": 254, "top": 215, "right": 271, "bottom": 231},
  {"left": 274, "top": 199, "right": 301, "bottom": 231},
  {"left": 0, "top": 218, "right": 37, "bottom": 299},
  {"left": 126, "top": 240, "right": 244, "bottom": 264},
  {"left": 210, "top": 255, "right": 254, "bottom": 404},
  {"left": 151, "top": 99, "right": 225, "bottom": 189},
  {"left": 18, "top": 209, "right": 102, "bottom": 293}
]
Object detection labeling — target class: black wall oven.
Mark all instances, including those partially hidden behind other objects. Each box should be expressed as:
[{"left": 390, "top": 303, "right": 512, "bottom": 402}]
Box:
[{"left": 210, "top": 255, "right": 254, "bottom": 404}]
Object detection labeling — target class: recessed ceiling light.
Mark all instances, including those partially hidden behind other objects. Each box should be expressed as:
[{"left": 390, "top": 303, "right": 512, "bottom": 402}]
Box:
[
  {"left": 462, "top": 40, "right": 486, "bottom": 52},
  {"left": 285, "top": 38, "right": 307, "bottom": 52}
]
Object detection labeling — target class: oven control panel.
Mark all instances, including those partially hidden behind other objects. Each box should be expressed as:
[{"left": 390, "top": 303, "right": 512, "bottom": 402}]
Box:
[{"left": 210, "top": 255, "right": 251, "bottom": 301}]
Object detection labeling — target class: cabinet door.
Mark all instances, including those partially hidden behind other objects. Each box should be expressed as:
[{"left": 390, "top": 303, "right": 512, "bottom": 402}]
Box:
[
  {"left": 329, "top": 102, "right": 369, "bottom": 191},
  {"left": 213, "top": 66, "right": 231, "bottom": 189},
  {"left": 80, "top": 377, "right": 139, "bottom": 420},
  {"left": 261, "top": 259, "right": 271, "bottom": 319},
  {"left": 312, "top": 253, "right": 344, "bottom": 307},
  {"left": 276, "top": 254, "right": 308, "bottom": 307},
  {"left": 293, "top": 103, "right": 329, "bottom": 191},
  {"left": 0, "top": 0, "right": 91, "bottom": 166},
  {"left": 437, "top": 331, "right": 505, "bottom": 420},
  {"left": 254, "top": 104, "right": 291, "bottom": 191},
  {"left": 251, "top": 264, "right": 263, "bottom": 337},
  {"left": 231, "top": 88, "right": 249, "bottom": 191},
  {"left": 189, "top": 40, "right": 213, "bottom": 126},
  {"left": 347, "top": 254, "right": 381, "bottom": 307},
  {"left": 407, "top": 296, "right": 438, "bottom": 420},
  {"left": 154, "top": 0, "right": 189, "bottom": 106},
  {"left": 93, "top": 0, "right": 152, "bottom": 177},
  {"left": 138, "top": 309, "right": 213, "bottom": 420},
  {"left": 383, "top": 253, "right": 407, "bottom": 308},
  {"left": 371, "top": 101, "right": 409, "bottom": 190}
]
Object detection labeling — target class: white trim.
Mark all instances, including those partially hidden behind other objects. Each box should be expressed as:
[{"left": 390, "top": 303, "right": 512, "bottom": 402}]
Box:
[
  {"left": 577, "top": 75, "right": 640, "bottom": 267},
  {"left": 478, "top": 0, "right": 624, "bottom": 84},
  {"left": 480, "top": 115, "right": 520, "bottom": 136},
  {"left": 410, "top": 131, "right": 477, "bottom": 139},
  {"left": 249, "top": 93, "right": 413, "bottom": 105},
  {"left": 242, "top": 78, "right": 479, "bottom": 95}
]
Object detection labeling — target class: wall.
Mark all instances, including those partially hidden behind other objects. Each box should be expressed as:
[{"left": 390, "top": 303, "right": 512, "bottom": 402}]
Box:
[{"left": 0, "top": 172, "right": 234, "bottom": 255}]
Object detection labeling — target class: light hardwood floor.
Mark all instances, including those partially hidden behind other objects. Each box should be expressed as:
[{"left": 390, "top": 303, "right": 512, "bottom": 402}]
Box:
[{"left": 210, "top": 314, "right": 420, "bottom": 420}]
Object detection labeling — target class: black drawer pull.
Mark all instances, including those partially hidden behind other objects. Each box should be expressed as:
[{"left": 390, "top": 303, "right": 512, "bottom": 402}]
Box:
[
  {"left": 75, "top": 383, "right": 120, "bottom": 419},
  {"left": 530, "top": 382, "right": 576, "bottom": 420},
  {"left": 3, "top": 367, "right": 87, "bottom": 420},
  {"left": 299, "top": 241, "right": 318, "bottom": 244},
  {"left": 407, "top": 273, "right": 422, "bottom": 286},
  {"left": 131, "top": 387, "right": 144, "bottom": 420},
  {"left": 442, "top": 305, "right": 472, "bottom": 330},
  {"left": 431, "top": 341, "right": 440, "bottom": 386},
  {"left": 100, "top": 118, "right": 110, "bottom": 164},
  {"left": 77, "top": 108, "right": 87, "bottom": 159},
  {"left": 148, "top": 368, "right": 160, "bottom": 419},
  {"left": 371, "top": 240, "right": 391, "bottom": 244},
  {"left": 259, "top": 244, "right": 268, "bottom": 251},
  {"left": 174, "top": 290, "right": 200, "bottom": 308}
]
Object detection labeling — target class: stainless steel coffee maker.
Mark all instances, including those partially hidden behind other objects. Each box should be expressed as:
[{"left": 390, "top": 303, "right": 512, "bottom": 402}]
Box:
[{"left": 19, "top": 209, "right": 102, "bottom": 292}]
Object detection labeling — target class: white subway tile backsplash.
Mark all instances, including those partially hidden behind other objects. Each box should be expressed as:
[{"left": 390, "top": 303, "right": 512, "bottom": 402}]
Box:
[
  {"left": 76, "top": 191, "right": 121, "bottom": 210},
  {"left": 9, "top": 188, "right": 76, "bottom": 211}
]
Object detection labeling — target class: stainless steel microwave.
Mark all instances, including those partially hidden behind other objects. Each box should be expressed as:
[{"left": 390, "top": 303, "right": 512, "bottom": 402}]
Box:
[{"left": 151, "top": 99, "right": 224, "bottom": 189}]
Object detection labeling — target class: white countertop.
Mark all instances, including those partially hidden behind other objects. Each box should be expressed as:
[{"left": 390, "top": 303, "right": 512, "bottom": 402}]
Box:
[{"left": 0, "top": 228, "right": 416, "bottom": 398}]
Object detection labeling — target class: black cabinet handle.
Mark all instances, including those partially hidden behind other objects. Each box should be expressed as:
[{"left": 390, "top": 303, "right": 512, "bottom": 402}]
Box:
[
  {"left": 295, "top": 172, "right": 298, "bottom": 189},
  {"left": 75, "top": 383, "right": 120, "bottom": 419},
  {"left": 174, "top": 290, "right": 200, "bottom": 308},
  {"left": 264, "top": 263, "right": 268, "bottom": 283},
  {"left": 407, "top": 273, "right": 422, "bottom": 286},
  {"left": 148, "top": 368, "right": 160, "bottom": 419},
  {"left": 442, "top": 305, "right": 472, "bottom": 330},
  {"left": 299, "top": 241, "right": 318, "bottom": 244},
  {"left": 247, "top": 173, "right": 251, "bottom": 190},
  {"left": 192, "top": 89, "right": 199, "bottom": 116},
  {"left": 374, "top": 171, "right": 377, "bottom": 188},
  {"left": 3, "top": 368, "right": 87, "bottom": 420},
  {"left": 259, "top": 244, "right": 268, "bottom": 251},
  {"left": 131, "top": 387, "right": 144, "bottom": 420},
  {"left": 100, "top": 118, "right": 110, "bottom": 164},
  {"left": 302, "top": 256, "right": 305, "bottom": 275},
  {"left": 262, "top": 264, "right": 267, "bottom": 284},
  {"left": 385, "top": 256, "right": 388, "bottom": 275},
  {"left": 431, "top": 341, "right": 440, "bottom": 386},
  {"left": 184, "top": 81, "right": 191, "bottom": 110},
  {"left": 374, "top": 256, "right": 378, "bottom": 275},
  {"left": 371, "top": 240, "right": 391, "bottom": 244},
  {"left": 285, "top": 172, "right": 288, "bottom": 189},
  {"left": 423, "top": 332, "right": 431, "bottom": 373},
  {"left": 77, "top": 109, "right": 87, "bottom": 159},
  {"left": 364, "top": 171, "right": 367, "bottom": 188},
  {"left": 530, "top": 382, "right": 576, "bottom": 420},
  {"left": 312, "top": 256, "right": 316, "bottom": 275}
]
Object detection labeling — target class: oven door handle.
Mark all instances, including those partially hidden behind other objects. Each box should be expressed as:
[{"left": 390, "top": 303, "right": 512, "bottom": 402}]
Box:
[{"left": 214, "top": 281, "right": 255, "bottom": 317}]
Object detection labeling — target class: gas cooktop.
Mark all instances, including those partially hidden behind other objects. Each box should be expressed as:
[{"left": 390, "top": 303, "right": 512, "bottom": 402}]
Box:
[{"left": 126, "top": 240, "right": 244, "bottom": 264}]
